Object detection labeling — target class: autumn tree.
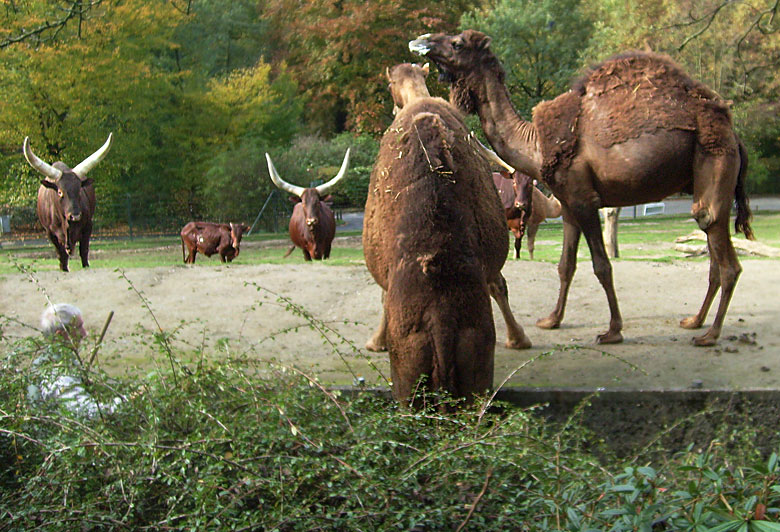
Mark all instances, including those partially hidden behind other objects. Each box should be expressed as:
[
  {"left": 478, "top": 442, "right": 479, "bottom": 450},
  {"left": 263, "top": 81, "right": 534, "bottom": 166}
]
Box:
[
  {"left": 263, "top": 0, "right": 471, "bottom": 135},
  {"left": 461, "top": 0, "right": 594, "bottom": 118}
]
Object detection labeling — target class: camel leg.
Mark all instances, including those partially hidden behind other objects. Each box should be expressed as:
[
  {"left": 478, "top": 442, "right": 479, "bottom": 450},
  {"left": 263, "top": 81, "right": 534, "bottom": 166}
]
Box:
[
  {"left": 685, "top": 151, "right": 742, "bottom": 346},
  {"left": 526, "top": 223, "right": 539, "bottom": 261},
  {"left": 680, "top": 239, "right": 720, "bottom": 330},
  {"left": 537, "top": 214, "right": 580, "bottom": 330},
  {"left": 578, "top": 209, "right": 623, "bottom": 344},
  {"left": 366, "top": 290, "right": 388, "bottom": 351},
  {"left": 489, "top": 273, "right": 531, "bottom": 349},
  {"left": 693, "top": 219, "right": 741, "bottom": 346}
]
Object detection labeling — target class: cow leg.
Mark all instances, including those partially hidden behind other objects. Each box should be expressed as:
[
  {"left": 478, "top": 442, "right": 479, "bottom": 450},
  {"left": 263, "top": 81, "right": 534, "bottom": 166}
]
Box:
[
  {"left": 302, "top": 249, "right": 312, "bottom": 261},
  {"left": 365, "top": 291, "right": 388, "bottom": 351},
  {"left": 79, "top": 227, "right": 91, "bottom": 268},
  {"left": 526, "top": 223, "right": 539, "bottom": 261},
  {"left": 513, "top": 235, "right": 521, "bottom": 259},
  {"left": 537, "top": 212, "right": 580, "bottom": 330},
  {"left": 187, "top": 249, "right": 197, "bottom": 264},
  {"left": 47, "top": 230, "right": 69, "bottom": 272},
  {"left": 489, "top": 273, "right": 531, "bottom": 349}
]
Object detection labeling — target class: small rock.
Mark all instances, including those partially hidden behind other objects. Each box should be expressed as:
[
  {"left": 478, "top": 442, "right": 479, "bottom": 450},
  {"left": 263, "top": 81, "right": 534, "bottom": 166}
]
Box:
[
  {"left": 724, "top": 346, "right": 739, "bottom": 353},
  {"left": 738, "top": 332, "right": 757, "bottom": 345},
  {"left": 691, "top": 380, "right": 703, "bottom": 389},
  {"left": 761, "top": 366, "right": 771, "bottom": 372},
  {"left": 738, "top": 318, "right": 745, "bottom": 322}
]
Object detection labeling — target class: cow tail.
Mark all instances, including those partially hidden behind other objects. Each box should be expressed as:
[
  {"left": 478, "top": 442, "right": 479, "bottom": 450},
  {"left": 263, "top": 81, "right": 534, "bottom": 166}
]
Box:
[
  {"left": 411, "top": 112, "right": 456, "bottom": 174},
  {"left": 181, "top": 235, "right": 186, "bottom": 263},
  {"left": 283, "top": 244, "right": 296, "bottom": 258},
  {"left": 734, "top": 138, "right": 755, "bottom": 240}
]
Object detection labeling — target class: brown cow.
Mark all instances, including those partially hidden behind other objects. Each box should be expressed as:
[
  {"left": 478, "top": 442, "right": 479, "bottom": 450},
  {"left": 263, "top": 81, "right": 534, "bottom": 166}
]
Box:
[
  {"left": 493, "top": 173, "right": 561, "bottom": 259},
  {"left": 23, "top": 134, "right": 113, "bottom": 272},
  {"left": 265, "top": 151, "right": 350, "bottom": 261},
  {"left": 363, "top": 63, "right": 530, "bottom": 406},
  {"left": 180, "top": 222, "right": 249, "bottom": 264}
]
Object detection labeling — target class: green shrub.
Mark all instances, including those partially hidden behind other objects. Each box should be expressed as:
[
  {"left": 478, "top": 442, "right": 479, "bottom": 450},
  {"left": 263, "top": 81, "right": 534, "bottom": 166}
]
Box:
[{"left": 2, "top": 282, "right": 780, "bottom": 530}]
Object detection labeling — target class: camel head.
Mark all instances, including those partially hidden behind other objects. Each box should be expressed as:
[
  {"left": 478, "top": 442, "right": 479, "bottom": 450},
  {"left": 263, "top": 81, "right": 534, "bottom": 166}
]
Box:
[
  {"left": 386, "top": 63, "right": 430, "bottom": 115},
  {"left": 409, "top": 30, "right": 503, "bottom": 114}
]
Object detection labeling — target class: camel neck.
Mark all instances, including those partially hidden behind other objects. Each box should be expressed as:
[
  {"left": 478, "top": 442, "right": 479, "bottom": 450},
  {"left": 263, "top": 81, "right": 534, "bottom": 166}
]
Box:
[{"left": 475, "top": 72, "right": 542, "bottom": 179}]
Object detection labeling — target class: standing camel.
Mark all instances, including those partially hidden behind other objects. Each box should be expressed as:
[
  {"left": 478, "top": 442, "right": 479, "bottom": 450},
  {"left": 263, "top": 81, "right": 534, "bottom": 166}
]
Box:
[
  {"left": 363, "top": 63, "right": 531, "bottom": 403},
  {"left": 410, "top": 30, "right": 753, "bottom": 346}
]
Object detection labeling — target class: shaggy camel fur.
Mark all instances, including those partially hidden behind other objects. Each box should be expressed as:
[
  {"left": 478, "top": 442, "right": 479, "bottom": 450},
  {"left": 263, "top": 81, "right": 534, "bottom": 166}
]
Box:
[
  {"left": 411, "top": 30, "right": 753, "bottom": 346},
  {"left": 363, "top": 63, "right": 530, "bottom": 404}
]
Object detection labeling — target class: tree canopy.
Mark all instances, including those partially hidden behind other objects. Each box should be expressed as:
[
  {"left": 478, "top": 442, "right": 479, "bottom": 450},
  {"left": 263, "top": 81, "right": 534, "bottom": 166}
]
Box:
[{"left": 0, "top": 0, "right": 778, "bottom": 230}]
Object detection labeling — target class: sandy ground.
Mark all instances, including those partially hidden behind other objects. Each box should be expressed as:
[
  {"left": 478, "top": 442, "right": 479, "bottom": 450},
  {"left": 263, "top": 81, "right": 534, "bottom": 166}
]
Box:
[{"left": 2, "top": 239, "right": 778, "bottom": 391}]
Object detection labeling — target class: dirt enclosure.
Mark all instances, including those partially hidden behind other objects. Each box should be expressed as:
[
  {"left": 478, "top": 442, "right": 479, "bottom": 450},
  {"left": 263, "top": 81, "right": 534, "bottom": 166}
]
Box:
[{"left": 2, "top": 236, "right": 778, "bottom": 392}]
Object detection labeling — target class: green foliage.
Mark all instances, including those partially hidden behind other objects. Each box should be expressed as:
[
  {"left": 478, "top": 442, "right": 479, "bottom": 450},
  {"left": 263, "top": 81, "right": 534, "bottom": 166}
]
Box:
[
  {"left": 266, "top": 133, "right": 379, "bottom": 208},
  {"left": 3, "top": 313, "right": 780, "bottom": 529},
  {"left": 461, "top": 0, "right": 594, "bottom": 116}
]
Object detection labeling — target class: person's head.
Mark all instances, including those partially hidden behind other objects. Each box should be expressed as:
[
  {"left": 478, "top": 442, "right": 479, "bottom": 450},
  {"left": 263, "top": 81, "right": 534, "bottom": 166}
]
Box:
[{"left": 41, "top": 303, "right": 87, "bottom": 346}]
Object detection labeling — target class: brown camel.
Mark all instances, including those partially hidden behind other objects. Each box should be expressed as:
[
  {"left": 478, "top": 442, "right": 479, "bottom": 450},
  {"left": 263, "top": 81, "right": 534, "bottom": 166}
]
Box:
[
  {"left": 363, "top": 63, "right": 530, "bottom": 404},
  {"left": 410, "top": 30, "right": 754, "bottom": 346}
]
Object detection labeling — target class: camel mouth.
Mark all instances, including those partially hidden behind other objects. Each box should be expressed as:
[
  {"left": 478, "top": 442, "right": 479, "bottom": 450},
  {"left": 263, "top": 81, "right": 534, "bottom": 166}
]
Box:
[{"left": 408, "top": 36, "right": 432, "bottom": 56}]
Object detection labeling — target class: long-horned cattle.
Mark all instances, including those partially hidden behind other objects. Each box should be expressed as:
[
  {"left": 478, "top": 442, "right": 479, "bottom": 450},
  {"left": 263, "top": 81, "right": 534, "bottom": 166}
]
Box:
[
  {"left": 411, "top": 31, "right": 754, "bottom": 346},
  {"left": 265, "top": 151, "right": 350, "bottom": 261},
  {"left": 181, "top": 221, "right": 249, "bottom": 264},
  {"left": 23, "top": 134, "right": 113, "bottom": 272},
  {"left": 363, "top": 63, "right": 530, "bottom": 405}
]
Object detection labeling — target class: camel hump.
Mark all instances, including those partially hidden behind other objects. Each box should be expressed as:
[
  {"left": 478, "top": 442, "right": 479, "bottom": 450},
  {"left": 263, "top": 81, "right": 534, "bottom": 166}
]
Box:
[
  {"left": 578, "top": 51, "right": 736, "bottom": 155},
  {"left": 410, "top": 111, "right": 457, "bottom": 174}
]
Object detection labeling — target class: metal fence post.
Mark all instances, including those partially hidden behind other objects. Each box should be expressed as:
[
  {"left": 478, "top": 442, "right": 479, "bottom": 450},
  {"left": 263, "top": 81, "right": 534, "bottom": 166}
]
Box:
[{"left": 125, "top": 194, "right": 134, "bottom": 240}]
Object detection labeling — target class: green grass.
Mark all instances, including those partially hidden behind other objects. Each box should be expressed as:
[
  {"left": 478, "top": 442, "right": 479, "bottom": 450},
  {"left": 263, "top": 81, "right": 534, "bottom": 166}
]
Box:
[
  {"left": 1, "top": 214, "right": 778, "bottom": 274},
  {"left": 515, "top": 212, "right": 780, "bottom": 263}
]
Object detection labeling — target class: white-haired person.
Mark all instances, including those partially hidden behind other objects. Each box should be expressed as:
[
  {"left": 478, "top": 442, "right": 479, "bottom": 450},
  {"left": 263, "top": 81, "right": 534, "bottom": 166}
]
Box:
[{"left": 27, "top": 303, "right": 122, "bottom": 417}]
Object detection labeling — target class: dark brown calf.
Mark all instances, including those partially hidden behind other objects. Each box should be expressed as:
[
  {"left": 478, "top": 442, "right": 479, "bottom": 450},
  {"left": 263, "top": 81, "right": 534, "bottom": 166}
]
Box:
[
  {"left": 265, "top": 151, "right": 350, "bottom": 261},
  {"left": 23, "top": 134, "right": 113, "bottom": 272},
  {"left": 181, "top": 221, "right": 249, "bottom": 264}
]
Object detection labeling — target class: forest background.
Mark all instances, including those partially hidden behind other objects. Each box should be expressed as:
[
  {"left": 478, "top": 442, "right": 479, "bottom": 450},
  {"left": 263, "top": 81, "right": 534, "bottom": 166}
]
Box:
[{"left": 1, "top": 0, "right": 778, "bottom": 234}]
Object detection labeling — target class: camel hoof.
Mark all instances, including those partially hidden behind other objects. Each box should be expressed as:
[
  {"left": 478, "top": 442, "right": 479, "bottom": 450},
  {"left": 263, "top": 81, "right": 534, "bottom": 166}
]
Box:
[
  {"left": 596, "top": 331, "right": 623, "bottom": 344},
  {"left": 536, "top": 315, "right": 561, "bottom": 330},
  {"left": 505, "top": 336, "right": 532, "bottom": 350},
  {"left": 692, "top": 333, "right": 718, "bottom": 347},
  {"left": 365, "top": 340, "right": 387, "bottom": 352},
  {"left": 680, "top": 316, "right": 703, "bottom": 330}
]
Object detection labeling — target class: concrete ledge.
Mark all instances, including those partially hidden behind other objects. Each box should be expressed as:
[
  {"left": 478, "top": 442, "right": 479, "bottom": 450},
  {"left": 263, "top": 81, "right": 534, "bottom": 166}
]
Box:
[{"left": 336, "top": 387, "right": 780, "bottom": 457}]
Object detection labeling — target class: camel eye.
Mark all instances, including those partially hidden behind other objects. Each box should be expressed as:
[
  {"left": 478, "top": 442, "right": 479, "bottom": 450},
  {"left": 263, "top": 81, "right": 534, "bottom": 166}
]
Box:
[{"left": 452, "top": 40, "right": 464, "bottom": 50}]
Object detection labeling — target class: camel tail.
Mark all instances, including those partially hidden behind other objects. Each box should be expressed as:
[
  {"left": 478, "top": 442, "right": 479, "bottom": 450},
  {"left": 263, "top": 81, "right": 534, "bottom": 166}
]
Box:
[{"left": 734, "top": 138, "right": 755, "bottom": 240}]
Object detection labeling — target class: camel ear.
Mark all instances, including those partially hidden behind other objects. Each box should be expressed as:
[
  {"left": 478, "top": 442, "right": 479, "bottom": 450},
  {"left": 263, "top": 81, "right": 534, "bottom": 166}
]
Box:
[
  {"left": 477, "top": 34, "right": 491, "bottom": 50},
  {"left": 386, "top": 66, "right": 392, "bottom": 82},
  {"left": 422, "top": 63, "right": 429, "bottom": 76}
]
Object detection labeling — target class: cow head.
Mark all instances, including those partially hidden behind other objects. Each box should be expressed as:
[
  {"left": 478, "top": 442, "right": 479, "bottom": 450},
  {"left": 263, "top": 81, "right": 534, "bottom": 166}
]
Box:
[
  {"left": 386, "top": 63, "right": 430, "bottom": 115},
  {"left": 505, "top": 171, "right": 535, "bottom": 238},
  {"left": 265, "top": 149, "right": 350, "bottom": 231},
  {"left": 23, "top": 134, "right": 113, "bottom": 224},
  {"left": 229, "top": 222, "right": 249, "bottom": 257}
]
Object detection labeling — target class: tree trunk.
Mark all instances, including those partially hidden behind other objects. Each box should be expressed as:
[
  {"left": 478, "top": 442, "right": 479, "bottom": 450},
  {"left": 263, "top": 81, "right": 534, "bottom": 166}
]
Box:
[{"left": 602, "top": 207, "right": 621, "bottom": 258}]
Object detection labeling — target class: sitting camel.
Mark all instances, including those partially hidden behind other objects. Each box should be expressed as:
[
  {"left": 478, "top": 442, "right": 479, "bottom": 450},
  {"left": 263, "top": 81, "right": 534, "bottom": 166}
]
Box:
[{"left": 411, "top": 31, "right": 753, "bottom": 346}]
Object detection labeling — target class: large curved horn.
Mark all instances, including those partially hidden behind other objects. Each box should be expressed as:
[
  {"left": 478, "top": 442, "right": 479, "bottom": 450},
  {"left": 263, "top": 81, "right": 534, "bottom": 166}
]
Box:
[
  {"left": 72, "top": 133, "right": 113, "bottom": 178},
  {"left": 468, "top": 131, "right": 515, "bottom": 174},
  {"left": 265, "top": 153, "right": 305, "bottom": 197},
  {"left": 315, "top": 148, "right": 350, "bottom": 195},
  {"left": 23, "top": 137, "right": 62, "bottom": 181}
]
